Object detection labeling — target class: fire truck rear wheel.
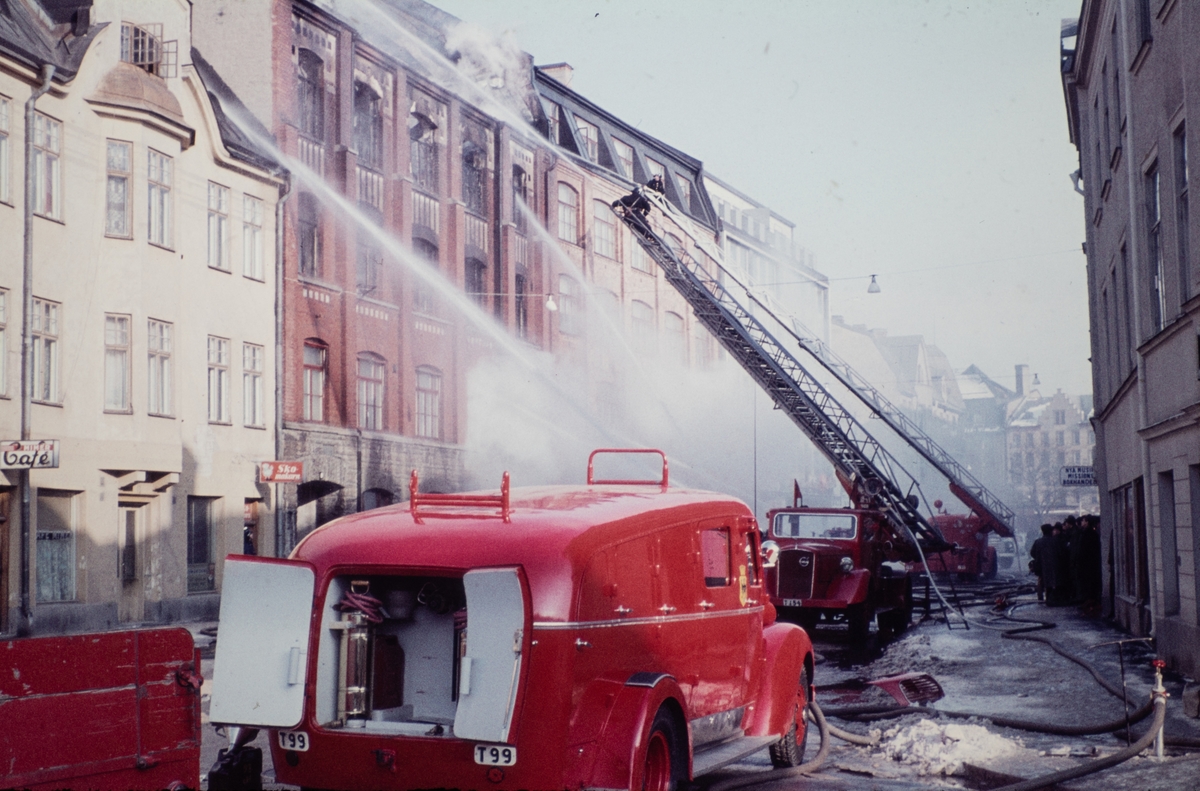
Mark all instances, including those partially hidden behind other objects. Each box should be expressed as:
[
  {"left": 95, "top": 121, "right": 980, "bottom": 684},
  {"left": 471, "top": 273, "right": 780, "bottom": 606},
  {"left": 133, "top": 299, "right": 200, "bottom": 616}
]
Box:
[
  {"left": 769, "top": 675, "right": 810, "bottom": 767},
  {"left": 642, "top": 705, "right": 686, "bottom": 791}
]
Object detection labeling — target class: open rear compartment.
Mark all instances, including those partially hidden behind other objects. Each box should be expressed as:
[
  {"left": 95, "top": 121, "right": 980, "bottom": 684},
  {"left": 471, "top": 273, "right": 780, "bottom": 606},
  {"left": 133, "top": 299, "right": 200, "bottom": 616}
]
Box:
[
  {"left": 315, "top": 574, "right": 466, "bottom": 737},
  {"left": 313, "top": 567, "right": 528, "bottom": 743}
]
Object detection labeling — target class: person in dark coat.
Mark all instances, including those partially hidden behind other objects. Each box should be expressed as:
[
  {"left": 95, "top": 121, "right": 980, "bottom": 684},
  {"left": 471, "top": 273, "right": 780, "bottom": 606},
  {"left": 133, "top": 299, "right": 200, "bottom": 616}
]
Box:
[
  {"left": 1079, "top": 515, "right": 1103, "bottom": 615},
  {"left": 1066, "top": 515, "right": 1085, "bottom": 604},
  {"left": 612, "top": 187, "right": 651, "bottom": 219},
  {"left": 1040, "top": 523, "right": 1067, "bottom": 604},
  {"left": 1030, "top": 524, "right": 1052, "bottom": 602}
]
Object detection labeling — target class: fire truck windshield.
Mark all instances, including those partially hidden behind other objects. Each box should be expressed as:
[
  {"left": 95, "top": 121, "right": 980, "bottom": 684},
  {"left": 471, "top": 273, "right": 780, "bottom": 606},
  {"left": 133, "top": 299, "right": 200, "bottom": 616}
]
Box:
[{"left": 773, "top": 512, "right": 857, "bottom": 540}]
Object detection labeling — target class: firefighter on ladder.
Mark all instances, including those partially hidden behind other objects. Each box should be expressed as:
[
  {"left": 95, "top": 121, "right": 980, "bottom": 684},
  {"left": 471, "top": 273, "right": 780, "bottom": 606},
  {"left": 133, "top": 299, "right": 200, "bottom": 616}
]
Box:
[{"left": 612, "top": 174, "right": 665, "bottom": 226}]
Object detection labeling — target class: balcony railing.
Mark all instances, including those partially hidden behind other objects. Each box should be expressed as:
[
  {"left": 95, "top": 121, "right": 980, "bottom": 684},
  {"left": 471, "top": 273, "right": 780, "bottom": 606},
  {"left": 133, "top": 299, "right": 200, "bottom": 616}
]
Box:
[
  {"left": 413, "top": 191, "right": 439, "bottom": 235},
  {"left": 298, "top": 136, "right": 324, "bottom": 178},
  {"left": 357, "top": 165, "right": 384, "bottom": 212},
  {"left": 465, "top": 213, "right": 488, "bottom": 253}
]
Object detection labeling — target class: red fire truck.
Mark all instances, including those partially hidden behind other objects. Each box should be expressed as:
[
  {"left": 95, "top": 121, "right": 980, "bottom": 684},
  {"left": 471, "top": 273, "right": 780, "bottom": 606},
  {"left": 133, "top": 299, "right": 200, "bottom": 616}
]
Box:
[
  {"left": 923, "top": 510, "right": 999, "bottom": 581},
  {"left": 209, "top": 451, "right": 815, "bottom": 791}
]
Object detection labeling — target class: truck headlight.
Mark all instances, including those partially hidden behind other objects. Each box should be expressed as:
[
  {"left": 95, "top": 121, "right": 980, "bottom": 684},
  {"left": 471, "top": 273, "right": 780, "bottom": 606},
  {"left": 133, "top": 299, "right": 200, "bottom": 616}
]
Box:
[
  {"left": 761, "top": 540, "right": 780, "bottom": 568},
  {"left": 840, "top": 556, "right": 854, "bottom": 573}
]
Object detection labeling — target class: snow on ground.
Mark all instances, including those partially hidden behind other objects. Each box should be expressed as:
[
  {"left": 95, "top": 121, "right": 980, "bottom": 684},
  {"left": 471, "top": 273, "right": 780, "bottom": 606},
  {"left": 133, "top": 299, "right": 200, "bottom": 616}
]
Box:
[{"left": 877, "top": 717, "right": 1027, "bottom": 776}]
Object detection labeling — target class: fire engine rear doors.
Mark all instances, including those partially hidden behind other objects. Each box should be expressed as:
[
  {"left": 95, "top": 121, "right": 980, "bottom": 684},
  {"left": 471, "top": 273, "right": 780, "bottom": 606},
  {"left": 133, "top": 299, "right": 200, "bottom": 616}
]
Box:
[
  {"left": 453, "top": 567, "right": 529, "bottom": 744},
  {"left": 210, "top": 557, "right": 316, "bottom": 728}
]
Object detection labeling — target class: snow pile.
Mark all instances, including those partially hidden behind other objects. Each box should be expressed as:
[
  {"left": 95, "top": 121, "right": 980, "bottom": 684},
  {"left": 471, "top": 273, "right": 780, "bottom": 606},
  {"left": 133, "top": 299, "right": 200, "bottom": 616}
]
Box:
[{"left": 878, "top": 718, "right": 1026, "bottom": 776}]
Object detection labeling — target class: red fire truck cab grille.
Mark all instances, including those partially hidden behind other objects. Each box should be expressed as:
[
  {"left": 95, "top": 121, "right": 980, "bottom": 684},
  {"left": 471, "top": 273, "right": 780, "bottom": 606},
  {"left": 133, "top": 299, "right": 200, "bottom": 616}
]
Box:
[{"left": 777, "top": 549, "right": 816, "bottom": 600}]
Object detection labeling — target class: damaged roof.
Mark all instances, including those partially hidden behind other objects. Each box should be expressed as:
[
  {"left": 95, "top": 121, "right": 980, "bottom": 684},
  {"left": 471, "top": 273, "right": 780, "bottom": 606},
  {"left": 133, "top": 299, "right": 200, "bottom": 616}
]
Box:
[
  {"left": 0, "top": 0, "right": 103, "bottom": 81},
  {"left": 191, "top": 47, "right": 281, "bottom": 172}
]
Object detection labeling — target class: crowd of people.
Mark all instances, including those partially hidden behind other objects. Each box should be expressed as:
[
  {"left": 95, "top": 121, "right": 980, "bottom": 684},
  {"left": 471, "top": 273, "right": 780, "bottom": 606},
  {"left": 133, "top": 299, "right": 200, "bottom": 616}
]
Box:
[{"left": 1028, "top": 515, "right": 1103, "bottom": 614}]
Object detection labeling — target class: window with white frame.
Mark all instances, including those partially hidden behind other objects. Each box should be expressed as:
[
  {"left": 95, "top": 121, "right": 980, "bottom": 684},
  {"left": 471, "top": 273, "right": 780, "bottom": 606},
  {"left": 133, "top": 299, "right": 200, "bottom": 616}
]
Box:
[
  {"left": 120, "top": 22, "right": 177, "bottom": 78},
  {"left": 675, "top": 173, "right": 691, "bottom": 209},
  {"left": 573, "top": 115, "right": 598, "bottom": 160},
  {"left": 593, "top": 199, "right": 616, "bottom": 259},
  {"left": 1146, "top": 163, "right": 1165, "bottom": 331},
  {"left": 0, "top": 290, "right": 6, "bottom": 396},
  {"left": 1, "top": 95, "right": 11, "bottom": 204},
  {"left": 207, "top": 182, "right": 230, "bottom": 270},
  {"left": 558, "top": 274, "right": 580, "bottom": 335},
  {"left": 105, "top": 141, "right": 132, "bottom": 237},
  {"left": 148, "top": 149, "right": 172, "bottom": 247},
  {"left": 33, "top": 113, "right": 61, "bottom": 219},
  {"left": 358, "top": 354, "right": 385, "bottom": 430},
  {"left": 664, "top": 311, "right": 686, "bottom": 363},
  {"left": 631, "top": 235, "right": 653, "bottom": 273},
  {"left": 544, "top": 100, "right": 561, "bottom": 145},
  {"left": 645, "top": 157, "right": 665, "bottom": 182},
  {"left": 207, "top": 336, "right": 230, "bottom": 423},
  {"left": 631, "top": 299, "right": 654, "bottom": 344},
  {"left": 557, "top": 182, "right": 578, "bottom": 243},
  {"left": 104, "top": 314, "right": 131, "bottom": 412},
  {"left": 32, "top": 298, "right": 59, "bottom": 403},
  {"left": 243, "top": 343, "right": 264, "bottom": 427},
  {"left": 415, "top": 365, "right": 441, "bottom": 439},
  {"left": 36, "top": 489, "right": 77, "bottom": 602},
  {"left": 243, "top": 195, "right": 264, "bottom": 280},
  {"left": 147, "top": 319, "right": 172, "bottom": 416},
  {"left": 303, "top": 341, "right": 326, "bottom": 421},
  {"left": 611, "top": 137, "right": 633, "bottom": 178}
]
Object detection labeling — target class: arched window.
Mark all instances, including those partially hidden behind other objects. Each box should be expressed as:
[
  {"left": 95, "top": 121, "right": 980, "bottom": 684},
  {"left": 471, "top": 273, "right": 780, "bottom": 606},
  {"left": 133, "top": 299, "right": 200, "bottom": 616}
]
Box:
[
  {"left": 297, "top": 192, "right": 320, "bottom": 277},
  {"left": 557, "top": 182, "right": 578, "bottom": 243},
  {"left": 558, "top": 275, "right": 580, "bottom": 335},
  {"left": 298, "top": 49, "right": 324, "bottom": 141},
  {"left": 357, "top": 353, "right": 385, "bottom": 430},
  {"left": 631, "top": 300, "right": 654, "bottom": 344},
  {"left": 413, "top": 238, "right": 438, "bottom": 314},
  {"left": 512, "top": 165, "right": 529, "bottom": 233},
  {"left": 664, "top": 312, "right": 686, "bottom": 363},
  {"left": 353, "top": 81, "right": 382, "bottom": 170},
  {"left": 302, "top": 340, "right": 327, "bottom": 421},
  {"left": 593, "top": 199, "right": 616, "bottom": 259},
  {"left": 415, "top": 366, "right": 442, "bottom": 439},
  {"left": 409, "top": 111, "right": 438, "bottom": 193},
  {"left": 462, "top": 140, "right": 486, "bottom": 216}
]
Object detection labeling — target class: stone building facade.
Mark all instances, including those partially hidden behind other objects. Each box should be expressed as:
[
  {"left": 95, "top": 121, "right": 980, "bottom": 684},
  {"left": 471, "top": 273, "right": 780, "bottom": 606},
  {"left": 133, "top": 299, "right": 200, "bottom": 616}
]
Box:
[
  {"left": 0, "top": 0, "right": 282, "bottom": 634},
  {"left": 1062, "top": 0, "right": 1200, "bottom": 673}
]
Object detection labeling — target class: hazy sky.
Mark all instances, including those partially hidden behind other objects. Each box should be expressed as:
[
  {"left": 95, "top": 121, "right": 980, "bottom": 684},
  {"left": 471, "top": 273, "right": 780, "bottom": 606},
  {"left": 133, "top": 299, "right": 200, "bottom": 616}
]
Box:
[{"left": 434, "top": 0, "right": 1092, "bottom": 396}]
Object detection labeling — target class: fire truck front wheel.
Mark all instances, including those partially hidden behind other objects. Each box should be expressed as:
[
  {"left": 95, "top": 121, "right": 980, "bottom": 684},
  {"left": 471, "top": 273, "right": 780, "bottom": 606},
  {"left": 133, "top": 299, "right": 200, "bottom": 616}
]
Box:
[
  {"left": 769, "top": 668, "right": 810, "bottom": 767},
  {"left": 641, "top": 705, "right": 686, "bottom": 791}
]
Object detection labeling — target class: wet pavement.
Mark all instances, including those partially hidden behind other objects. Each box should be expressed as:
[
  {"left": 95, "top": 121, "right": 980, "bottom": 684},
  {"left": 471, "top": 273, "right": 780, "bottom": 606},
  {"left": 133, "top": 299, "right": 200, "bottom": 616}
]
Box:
[
  {"left": 697, "top": 572, "right": 1200, "bottom": 790},
  {"left": 189, "top": 572, "right": 1200, "bottom": 790}
]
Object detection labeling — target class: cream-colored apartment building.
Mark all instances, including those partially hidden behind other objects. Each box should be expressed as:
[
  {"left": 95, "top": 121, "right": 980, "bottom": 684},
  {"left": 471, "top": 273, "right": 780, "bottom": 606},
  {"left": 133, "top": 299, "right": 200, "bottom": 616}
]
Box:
[{"left": 0, "top": 0, "right": 281, "bottom": 634}]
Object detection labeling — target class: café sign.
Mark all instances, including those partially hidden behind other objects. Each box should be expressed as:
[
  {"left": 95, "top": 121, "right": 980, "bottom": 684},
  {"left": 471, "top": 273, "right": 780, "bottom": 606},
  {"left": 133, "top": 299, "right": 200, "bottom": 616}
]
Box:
[{"left": 1, "top": 440, "right": 60, "bottom": 469}]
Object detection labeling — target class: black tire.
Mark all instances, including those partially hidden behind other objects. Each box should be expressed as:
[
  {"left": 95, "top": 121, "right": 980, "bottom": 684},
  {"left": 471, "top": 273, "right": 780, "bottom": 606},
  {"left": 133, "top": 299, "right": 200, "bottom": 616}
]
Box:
[
  {"left": 769, "top": 671, "right": 810, "bottom": 768},
  {"left": 642, "top": 706, "right": 687, "bottom": 791},
  {"left": 846, "top": 603, "right": 872, "bottom": 642}
]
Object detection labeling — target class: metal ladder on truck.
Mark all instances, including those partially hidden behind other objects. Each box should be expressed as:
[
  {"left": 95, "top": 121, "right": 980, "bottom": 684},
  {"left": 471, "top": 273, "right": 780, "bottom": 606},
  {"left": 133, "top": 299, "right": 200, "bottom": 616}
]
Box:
[
  {"left": 611, "top": 197, "right": 949, "bottom": 557},
  {"left": 744, "top": 294, "right": 1014, "bottom": 538}
]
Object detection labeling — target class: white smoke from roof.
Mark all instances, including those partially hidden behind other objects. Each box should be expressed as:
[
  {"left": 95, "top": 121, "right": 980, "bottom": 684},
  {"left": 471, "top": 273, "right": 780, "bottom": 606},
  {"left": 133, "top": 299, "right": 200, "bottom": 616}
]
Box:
[{"left": 444, "top": 20, "right": 536, "bottom": 123}]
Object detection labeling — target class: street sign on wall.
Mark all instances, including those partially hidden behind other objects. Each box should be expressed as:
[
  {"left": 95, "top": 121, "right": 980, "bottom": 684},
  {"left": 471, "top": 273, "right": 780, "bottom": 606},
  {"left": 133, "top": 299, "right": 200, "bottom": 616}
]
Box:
[
  {"left": 1061, "top": 465, "right": 1096, "bottom": 487},
  {"left": 0, "top": 440, "right": 60, "bottom": 469},
  {"left": 260, "top": 461, "right": 303, "bottom": 483}
]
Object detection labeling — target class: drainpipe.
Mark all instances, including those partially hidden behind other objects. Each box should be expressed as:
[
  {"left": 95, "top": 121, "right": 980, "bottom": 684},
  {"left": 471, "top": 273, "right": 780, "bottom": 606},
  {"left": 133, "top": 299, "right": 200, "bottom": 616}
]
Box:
[
  {"left": 17, "top": 64, "right": 56, "bottom": 636},
  {"left": 274, "top": 176, "right": 293, "bottom": 557}
]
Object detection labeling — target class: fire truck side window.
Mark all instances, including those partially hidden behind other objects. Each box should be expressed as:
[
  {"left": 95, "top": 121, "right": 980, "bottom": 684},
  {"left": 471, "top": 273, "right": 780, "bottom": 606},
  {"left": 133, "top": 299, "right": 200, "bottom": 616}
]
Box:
[{"left": 700, "top": 528, "right": 731, "bottom": 587}]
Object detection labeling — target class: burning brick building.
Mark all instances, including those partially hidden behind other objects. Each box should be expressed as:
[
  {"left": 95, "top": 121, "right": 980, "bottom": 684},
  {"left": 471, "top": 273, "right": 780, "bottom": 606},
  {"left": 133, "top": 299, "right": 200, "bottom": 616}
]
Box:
[{"left": 192, "top": 0, "right": 798, "bottom": 547}]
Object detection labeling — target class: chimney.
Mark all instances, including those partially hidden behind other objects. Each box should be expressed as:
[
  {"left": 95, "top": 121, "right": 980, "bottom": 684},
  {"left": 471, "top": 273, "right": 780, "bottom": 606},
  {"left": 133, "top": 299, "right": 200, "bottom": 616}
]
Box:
[
  {"left": 540, "top": 62, "right": 574, "bottom": 88},
  {"left": 1015, "top": 364, "right": 1029, "bottom": 396}
]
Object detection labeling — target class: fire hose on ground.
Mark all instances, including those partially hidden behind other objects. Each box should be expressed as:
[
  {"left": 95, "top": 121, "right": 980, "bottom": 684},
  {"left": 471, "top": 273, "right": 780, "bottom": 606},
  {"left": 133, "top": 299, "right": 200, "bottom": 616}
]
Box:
[{"left": 706, "top": 699, "right": 833, "bottom": 791}]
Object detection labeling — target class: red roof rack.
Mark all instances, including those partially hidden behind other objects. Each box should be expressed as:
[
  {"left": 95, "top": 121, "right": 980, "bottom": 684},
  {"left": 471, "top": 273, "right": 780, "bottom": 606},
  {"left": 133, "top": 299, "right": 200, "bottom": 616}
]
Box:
[
  {"left": 409, "top": 470, "right": 511, "bottom": 523},
  {"left": 586, "top": 448, "right": 669, "bottom": 488}
]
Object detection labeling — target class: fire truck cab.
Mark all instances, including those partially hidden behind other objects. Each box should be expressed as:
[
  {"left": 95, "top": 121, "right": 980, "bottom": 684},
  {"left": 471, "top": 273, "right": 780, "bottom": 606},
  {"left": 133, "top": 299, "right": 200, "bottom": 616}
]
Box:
[
  {"left": 209, "top": 452, "right": 814, "bottom": 790},
  {"left": 761, "top": 506, "right": 914, "bottom": 640}
]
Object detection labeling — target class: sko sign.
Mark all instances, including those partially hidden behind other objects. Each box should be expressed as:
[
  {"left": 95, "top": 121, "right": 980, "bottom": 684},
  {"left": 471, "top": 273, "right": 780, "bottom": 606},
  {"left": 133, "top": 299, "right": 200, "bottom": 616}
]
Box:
[{"left": 260, "top": 461, "right": 303, "bottom": 483}]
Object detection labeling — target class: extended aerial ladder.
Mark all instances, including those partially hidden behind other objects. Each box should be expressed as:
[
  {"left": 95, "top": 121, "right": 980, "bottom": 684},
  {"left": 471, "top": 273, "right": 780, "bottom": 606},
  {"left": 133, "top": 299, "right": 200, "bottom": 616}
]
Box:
[
  {"left": 612, "top": 195, "right": 950, "bottom": 554},
  {"left": 730, "top": 263, "right": 1015, "bottom": 539}
]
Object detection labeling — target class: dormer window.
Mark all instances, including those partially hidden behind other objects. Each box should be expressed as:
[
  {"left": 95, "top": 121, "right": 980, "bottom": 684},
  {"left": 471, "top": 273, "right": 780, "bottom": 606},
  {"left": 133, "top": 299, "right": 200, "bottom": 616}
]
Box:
[{"left": 120, "top": 23, "right": 177, "bottom": 78}]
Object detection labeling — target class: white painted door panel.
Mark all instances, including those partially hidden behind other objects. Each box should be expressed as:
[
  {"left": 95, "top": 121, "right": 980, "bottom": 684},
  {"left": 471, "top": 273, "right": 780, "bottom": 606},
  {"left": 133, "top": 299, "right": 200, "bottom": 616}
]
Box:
[
  {"left": 453, "top": 567, "right": 526, "bottom": 743},
  {"left": 210, "top": 558, "right": 315, "bottom": 727}
]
